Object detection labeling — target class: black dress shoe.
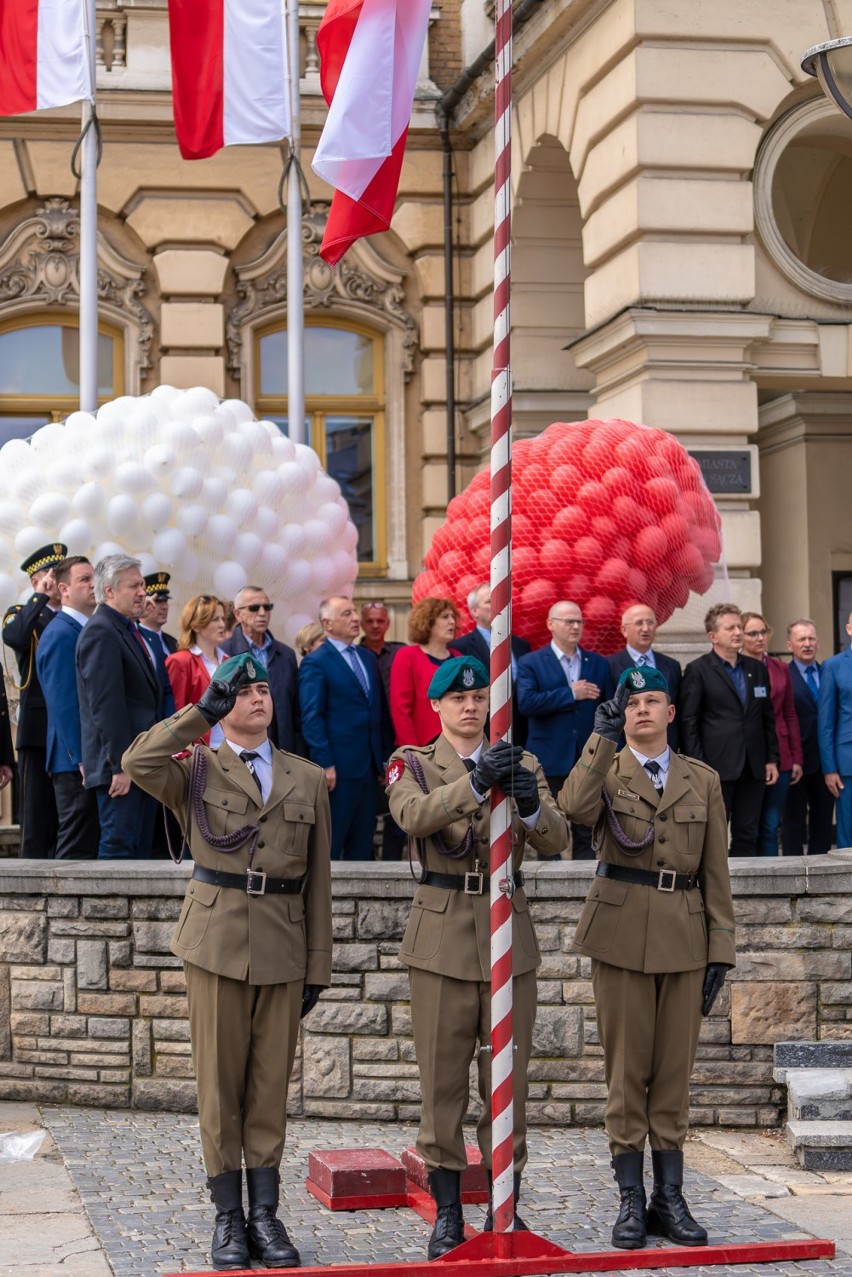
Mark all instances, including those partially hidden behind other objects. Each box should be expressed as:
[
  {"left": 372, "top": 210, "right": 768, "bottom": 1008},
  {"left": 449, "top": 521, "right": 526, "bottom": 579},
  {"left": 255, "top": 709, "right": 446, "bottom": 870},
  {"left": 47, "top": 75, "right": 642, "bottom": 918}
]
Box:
[
  {"left": 427, "top": 1169, "right": 465, "bottom": 1259},
  {"left": 646, "top": 1150, "right": 708, "bottom": 1246},
  {"left": 207, "top": 1171, "right": 251, "bottom": 1271},
  {"left": 610, "top": 1153, "right": 646, "bottom": 1250},
  {"left": 246, "top": 1166, "right": 301, "bottom": 1268}
]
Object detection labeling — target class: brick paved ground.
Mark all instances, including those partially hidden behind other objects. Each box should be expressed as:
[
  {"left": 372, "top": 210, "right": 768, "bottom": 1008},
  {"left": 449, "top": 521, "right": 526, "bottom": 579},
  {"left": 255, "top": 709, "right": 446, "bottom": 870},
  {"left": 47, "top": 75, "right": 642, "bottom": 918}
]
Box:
[{"left": 30, "top": 1108, "right": 852, "bottom": 1277}]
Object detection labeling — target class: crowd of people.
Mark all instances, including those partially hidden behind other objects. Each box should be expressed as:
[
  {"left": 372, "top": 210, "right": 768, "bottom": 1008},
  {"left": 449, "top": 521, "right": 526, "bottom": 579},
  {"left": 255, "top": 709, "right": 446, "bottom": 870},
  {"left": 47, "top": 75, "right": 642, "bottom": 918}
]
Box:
[{"left": 0, "top": 541, "right": 846, "bottom": 861}]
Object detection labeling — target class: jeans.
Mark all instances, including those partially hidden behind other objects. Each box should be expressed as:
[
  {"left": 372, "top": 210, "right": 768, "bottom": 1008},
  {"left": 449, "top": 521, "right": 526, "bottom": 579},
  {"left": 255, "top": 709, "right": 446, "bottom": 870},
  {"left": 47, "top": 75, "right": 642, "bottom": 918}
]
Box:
[{"left": 756, "top": 768, "right": 792, "bottom": 856}]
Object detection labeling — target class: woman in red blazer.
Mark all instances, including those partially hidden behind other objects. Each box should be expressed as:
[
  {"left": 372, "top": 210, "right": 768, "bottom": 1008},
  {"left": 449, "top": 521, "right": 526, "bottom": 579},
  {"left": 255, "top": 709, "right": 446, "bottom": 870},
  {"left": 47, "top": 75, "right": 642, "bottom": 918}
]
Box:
[
  {"left": 389, "top": 598, "right": 461, "bottom": 747},
  {"left": 742, "top": 613, "right": 803, "bottom": 855},
  {"left": 165, "top": 594, "right": 228, "bottom": 746}
]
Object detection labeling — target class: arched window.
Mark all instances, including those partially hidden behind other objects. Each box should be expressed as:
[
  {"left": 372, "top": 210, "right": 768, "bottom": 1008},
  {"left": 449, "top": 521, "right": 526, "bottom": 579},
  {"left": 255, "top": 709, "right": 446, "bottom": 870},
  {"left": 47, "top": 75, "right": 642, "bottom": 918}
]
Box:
[
  {"left": 254, "top": 318, "right": 386, "bottom": 575},
  {"left": 0, "top": 315, "right": 123, "bottom": 444}
]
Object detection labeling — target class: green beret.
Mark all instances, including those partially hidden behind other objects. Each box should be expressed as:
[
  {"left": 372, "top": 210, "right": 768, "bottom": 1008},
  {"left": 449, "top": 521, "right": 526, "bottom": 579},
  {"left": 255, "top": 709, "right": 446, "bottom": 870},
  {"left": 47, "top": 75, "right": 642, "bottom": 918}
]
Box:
[
  {"left": 427, "top": 655, "right": 489, "bottom": 699},
  {"left": 617, "top": 665, "right": 669, "bottom": 696},
  {"left": 212, "top": 651, "right": 268, "bottom": 686}
]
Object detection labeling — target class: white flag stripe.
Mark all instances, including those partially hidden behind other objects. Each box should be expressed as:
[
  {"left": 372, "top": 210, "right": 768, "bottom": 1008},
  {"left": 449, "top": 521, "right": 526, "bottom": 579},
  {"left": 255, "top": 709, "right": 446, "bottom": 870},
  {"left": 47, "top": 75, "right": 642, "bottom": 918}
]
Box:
[
  {"left": 313, "top": 0, "right": 431, "bottom": 201},
  {"left": 223, "top": 0, "right": 290, "bottom": 147},
  {"left": 37, "top": 0, "right": 91, "bottom": 109}
]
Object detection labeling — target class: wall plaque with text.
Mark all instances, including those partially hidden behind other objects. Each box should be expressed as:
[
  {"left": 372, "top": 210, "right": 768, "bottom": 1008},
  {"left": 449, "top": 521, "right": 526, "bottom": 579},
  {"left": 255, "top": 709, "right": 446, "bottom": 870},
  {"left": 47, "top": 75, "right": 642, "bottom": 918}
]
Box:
[{"left": 687, "top": 450, "right": 751, "bottom": 494}]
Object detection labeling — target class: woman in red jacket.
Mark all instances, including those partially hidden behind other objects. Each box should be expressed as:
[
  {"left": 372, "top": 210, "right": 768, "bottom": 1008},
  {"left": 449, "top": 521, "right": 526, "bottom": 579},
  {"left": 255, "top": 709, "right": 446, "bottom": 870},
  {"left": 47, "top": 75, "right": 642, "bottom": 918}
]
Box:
[
  {"left": 389, "top": 598, "right": 460, "bottom": 746},
  {"left": 165, "top": 594, "right": 228, "bottom": 746},
  {"left": 742, "top": 612, "right": 803, "bottom": 855}
]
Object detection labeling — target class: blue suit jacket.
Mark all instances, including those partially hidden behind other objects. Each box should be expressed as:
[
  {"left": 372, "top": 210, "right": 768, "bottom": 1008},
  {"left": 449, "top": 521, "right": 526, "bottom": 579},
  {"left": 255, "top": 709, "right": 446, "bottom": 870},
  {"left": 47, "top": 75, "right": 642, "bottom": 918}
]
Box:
[
  {"left": 35, "top": 610, "right": 85, "bottom": 775},
  {"left": 298, "top": 639, "right": 388, "bottom": 779},
  {"left": 516, "top": 645, "right": 613, "bottom": 777},
  {"left": 790, "top": 660, "right": 822, "bottom": 775},
  {"left": 818, "top": 648, "right": 852, "bottom": 776}
]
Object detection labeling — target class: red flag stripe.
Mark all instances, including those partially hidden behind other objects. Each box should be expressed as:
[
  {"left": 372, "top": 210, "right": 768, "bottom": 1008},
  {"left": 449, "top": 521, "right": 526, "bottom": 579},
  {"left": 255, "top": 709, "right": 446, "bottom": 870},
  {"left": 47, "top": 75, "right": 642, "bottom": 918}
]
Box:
[
  {"left": 167, "top": 0, "right": 225, "bottom": 160},
  {"left": 0, "top": 0, "right": 40, "bottom": 116},
  {"left": 316, "top": 0, "right": 363, "bottom": 106}
]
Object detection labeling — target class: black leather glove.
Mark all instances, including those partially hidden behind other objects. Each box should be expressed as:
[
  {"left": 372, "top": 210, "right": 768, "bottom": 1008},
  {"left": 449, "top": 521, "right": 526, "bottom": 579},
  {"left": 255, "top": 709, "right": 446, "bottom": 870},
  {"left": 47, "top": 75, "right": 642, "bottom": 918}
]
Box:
[
  {"left": 593, "top": 682, "right": 631, "bottom": 743},
  {"left": 509, "top": 766, "right": 540, "bottom": 817},
  {"left": 470, "top": 740, "right": 524, "bottom": 794},
  {"left": 196, "top": 664, "right": 252, "bottom": 726},
  {"left": 701, "top": 963, "right": 732, "bottom": 1016},
  {"left": 300, "top": 984, "right": 325, "bottom": 1019}
]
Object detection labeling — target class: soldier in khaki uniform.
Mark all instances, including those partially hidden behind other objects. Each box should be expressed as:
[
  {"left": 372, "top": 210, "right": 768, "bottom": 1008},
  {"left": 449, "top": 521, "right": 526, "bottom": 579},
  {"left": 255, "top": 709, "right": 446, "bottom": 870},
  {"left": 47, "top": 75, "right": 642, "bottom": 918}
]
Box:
[
  {"left": 560, "top": 666, "right": 735, "bottom": 1251},
  {"left": 387, "top": 656, "right": 568, "bottom": 1259},
  {"left": 123, "top": 653, "right": 332, "bottom": 1272}
]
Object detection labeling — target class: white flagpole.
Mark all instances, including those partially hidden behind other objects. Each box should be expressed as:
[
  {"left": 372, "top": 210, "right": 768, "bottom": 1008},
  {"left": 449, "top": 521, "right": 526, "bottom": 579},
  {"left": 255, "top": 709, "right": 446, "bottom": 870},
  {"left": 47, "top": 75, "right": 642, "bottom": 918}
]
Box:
[
  {"left": 287, "top": 0, "right": 306, "bottom": 445},
  {"left": 78, "top": 0, "right": 99, "bottom": 413}
]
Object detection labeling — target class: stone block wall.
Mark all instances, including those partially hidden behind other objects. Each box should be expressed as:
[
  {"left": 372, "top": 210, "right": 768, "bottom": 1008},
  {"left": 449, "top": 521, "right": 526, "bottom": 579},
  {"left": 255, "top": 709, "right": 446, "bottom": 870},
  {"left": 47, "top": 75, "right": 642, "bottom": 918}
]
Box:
[{"left": 1, "top": 856, "right": 852, "bottom": 1126}]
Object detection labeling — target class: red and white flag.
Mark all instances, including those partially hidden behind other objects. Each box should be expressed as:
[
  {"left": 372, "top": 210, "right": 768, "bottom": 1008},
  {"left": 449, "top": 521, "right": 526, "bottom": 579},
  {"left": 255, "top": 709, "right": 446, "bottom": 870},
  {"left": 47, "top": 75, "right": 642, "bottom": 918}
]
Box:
[
  {"left": 312, "top": 0, "right": 431, "bottom": 265},
  {"left": 167, "top": 0, "right": 291, "bottom": 161},
  {"left": 0, "top": 0, "right": 92, "bottom": 117}
]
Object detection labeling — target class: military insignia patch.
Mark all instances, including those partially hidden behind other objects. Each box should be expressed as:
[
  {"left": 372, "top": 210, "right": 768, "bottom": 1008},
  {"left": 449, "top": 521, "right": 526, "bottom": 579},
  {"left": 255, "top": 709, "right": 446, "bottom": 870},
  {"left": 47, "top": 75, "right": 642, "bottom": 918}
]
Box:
[
  {"left": 246, "top": 658, "right": 256, "bottom": 678},
  {"left": 386, "top": 759, "right": 405, "bottom": 785},
  {"left": 630, "top": 670, "right": 646, "bottom": 689},
  {"left": 462, "top": 667, "right": 475, "bottom": 688}
]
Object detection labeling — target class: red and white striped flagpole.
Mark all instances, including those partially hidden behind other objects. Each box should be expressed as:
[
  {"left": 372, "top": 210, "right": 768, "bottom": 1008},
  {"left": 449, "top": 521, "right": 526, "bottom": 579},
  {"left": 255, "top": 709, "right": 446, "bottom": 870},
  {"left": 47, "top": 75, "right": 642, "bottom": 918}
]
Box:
[{"left": 489, "top": 0, "right": 514, "bottom": 1242}]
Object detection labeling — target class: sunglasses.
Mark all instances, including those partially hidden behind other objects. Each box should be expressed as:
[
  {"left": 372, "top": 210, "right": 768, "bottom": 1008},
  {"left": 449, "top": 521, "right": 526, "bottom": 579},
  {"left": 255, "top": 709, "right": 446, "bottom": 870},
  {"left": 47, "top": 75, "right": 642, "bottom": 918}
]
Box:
[{"left": 245, "top": 603, "right": 274, "bottom": 613}]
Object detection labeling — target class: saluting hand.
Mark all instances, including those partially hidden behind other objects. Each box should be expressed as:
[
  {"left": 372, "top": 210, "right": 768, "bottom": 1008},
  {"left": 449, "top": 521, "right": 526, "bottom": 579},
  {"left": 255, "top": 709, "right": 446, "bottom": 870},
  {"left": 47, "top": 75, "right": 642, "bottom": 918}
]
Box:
[
  {"left": 196, "top": 664, "right": 252, "bottom": 725},
  {"left": 593, "top": 682, "right": 631, "bottom": 743}
]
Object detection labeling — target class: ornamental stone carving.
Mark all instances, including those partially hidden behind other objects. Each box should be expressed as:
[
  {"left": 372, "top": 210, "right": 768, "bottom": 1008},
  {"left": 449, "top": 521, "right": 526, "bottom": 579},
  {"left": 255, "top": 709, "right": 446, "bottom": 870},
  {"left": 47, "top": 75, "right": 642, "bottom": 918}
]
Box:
[
  {"left": 226, "top": 203, "right": 418, "bottom": 381},
  {"left": 0, "top": 198, "right": 154, "bottom": 371}
]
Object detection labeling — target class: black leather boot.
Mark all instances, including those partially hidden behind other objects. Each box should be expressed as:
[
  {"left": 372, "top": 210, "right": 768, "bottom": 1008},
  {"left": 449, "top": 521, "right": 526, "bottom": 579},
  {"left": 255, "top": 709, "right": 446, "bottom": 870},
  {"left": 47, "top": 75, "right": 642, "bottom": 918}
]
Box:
[
  {"left": 482, "top": 1171, "right": 529, "bottom": 1231},
  {"left": 427, "top": 1169, "right": 465, "bottom": 1259},
  {"left": 646, "top": 1150, "right": 708, "bottom": 1246},
  {"left": 245, "top": 1167, "right": 301, "bottom": 1268},
  {"left": 610, "top": 1152, "right": 647, "bottom": 1249},
  {"left": 207, "top": 1170, "right": 250, "bottom": 1271}
]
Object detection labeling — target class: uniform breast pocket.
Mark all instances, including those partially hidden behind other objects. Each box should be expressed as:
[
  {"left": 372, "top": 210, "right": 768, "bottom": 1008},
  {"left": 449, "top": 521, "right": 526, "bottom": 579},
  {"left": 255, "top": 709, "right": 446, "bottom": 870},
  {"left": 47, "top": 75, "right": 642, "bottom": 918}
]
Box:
[
  {"left": 401, "top": 889, "right": 449, "bottom": 961},
  {"left": 280, "top": 801, "right": 316, "bottom": 860},
  {"left": 609, "top": 794, "right": 652, "bottom": 845},
  {"left": 202, "top": 785, "right": 249, "bottom": 837},
  {"left": 673, "top": 804, "right": 707, "bottom": 856},
  {"left": 572, "top": 877, "right": 628, "bottom": 953},
  {"left": 175, "top": 880, "right": 219, "bottom": 950}
]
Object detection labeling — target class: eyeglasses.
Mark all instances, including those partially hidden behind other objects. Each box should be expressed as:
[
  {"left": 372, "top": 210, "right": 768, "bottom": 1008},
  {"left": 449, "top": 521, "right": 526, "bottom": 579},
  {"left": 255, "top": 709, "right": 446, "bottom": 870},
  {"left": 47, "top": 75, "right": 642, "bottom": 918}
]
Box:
[
  {"left": 245, "top": 603, "right": 274, "bottom": 613},
  {"left": 744, "top": 628, "right": 768, "bottom": 637},
  {"left": 552, "top": 617, "right": 583, "bottom": 625}
]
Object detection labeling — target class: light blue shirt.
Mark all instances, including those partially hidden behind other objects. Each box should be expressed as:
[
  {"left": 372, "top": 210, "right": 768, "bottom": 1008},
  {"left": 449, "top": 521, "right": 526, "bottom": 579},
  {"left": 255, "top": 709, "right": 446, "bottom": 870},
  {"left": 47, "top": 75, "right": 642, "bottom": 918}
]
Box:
[
  {"left": 225, "top": 735, "right": 274, "bottom": 805},
  {"left": 247, "top": 631, "right": 272, "bottom": 664},
  {"left": 628, "top": 745, "right": 671, "bottom": 792},
  {"left": 477, "top": 624, "right": 518, "bottom": 680},
  {"left": 626, "top": 645, "right": 656, "bottom": 668},
  {"left": 794, "top": 658, "right": 819, "bottom": 690},
  {"left": 552, "top": 641, "right": 580, "bottom": 687}
]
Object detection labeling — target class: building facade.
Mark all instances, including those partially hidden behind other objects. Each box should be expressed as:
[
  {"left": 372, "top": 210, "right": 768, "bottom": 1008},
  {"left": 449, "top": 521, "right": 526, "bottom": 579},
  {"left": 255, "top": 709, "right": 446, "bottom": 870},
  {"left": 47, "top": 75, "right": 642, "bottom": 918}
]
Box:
[{"left": 1, "top": 0, "right": 851, "bottom": 652}]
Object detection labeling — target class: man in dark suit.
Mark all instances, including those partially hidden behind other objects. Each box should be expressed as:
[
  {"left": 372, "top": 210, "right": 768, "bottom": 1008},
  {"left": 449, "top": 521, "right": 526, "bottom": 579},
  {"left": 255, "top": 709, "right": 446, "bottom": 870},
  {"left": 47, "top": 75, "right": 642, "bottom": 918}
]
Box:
[
  {"left": 76, "top": 554, "right": 161, "bottom": 859},
  {"left": 35, "top": 556, "right": 99, "bottom": 859},
  {"left": 784, "top": 618, "right": 834, "bottom": 855},
  {"left": 608, "top": 603, "right": 682, "bottom": 751},
  {"left": 2, "top": 541, "right": 65, "bottom": 858},
  {"left": 679, "top": 602, "right": 779, "bottom": 856},
  {"left": 358, "top": 601, "right": 405, "bottom": 859},
  {"left": 818, "top": 610, "right": 852, "bottom": 851},
  {"left": 139, "top": 571, "right": 178, "bottom": 718},
  {"left": 223, "top": 584, "right": 301, "bottom": 755},
  {"left": 516, "top": 599, "right": 612, "bottom": 858},
  {"left": 452, "top": 582, "right": 532, "bottom": 747},
  {"left": 299, "top": 595, "right": 390, "bottom": 860}
]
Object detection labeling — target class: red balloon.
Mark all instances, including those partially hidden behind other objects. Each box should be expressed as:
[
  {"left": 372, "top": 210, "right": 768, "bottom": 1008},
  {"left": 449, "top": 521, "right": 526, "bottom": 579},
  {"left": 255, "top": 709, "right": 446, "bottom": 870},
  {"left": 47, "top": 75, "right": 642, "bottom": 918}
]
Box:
[
  {"left": 565, "top": 573, "right": 593, "bottom": 606},
  {"left": 590, "top": 515, "right": 619, "bottom": 550},
  {"left": 438, "top": 548, "right": 471, "bottom": 582},
  {"left": 552, "top": 505, "right": 588, "bottom": 541},
  {"left": 643, "top": 477, "right": 681, "bottom": 515},
  {"left": 595, "top": 558, "right": 631, "bottom": 595},
  {"left": 549, "top": 464, "right": 584, "bottom": 503},
  {"left": 612, "top": 493, "right": 654, "bottom": 535},
  {"left": 660, "top": 513, "right": 689, "bottom": 548},
  {"left": 540, "top": 538, "right": 571, "bottom": 579},
  {"left": 573, "top": 535, "right": 605, "bottom": 574},
  {"left": 577, "top": 479, "right": 610, "bottom": 517},
  {"left": 633, "top": 525, "right": 669, "bottom": 570}
]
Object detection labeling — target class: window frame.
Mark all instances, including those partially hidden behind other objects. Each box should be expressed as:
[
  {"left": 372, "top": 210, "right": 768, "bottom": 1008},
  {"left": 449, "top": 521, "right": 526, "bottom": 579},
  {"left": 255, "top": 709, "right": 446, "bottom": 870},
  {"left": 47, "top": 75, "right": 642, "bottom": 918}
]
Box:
[
  {"left": 253, "top": 316, "right": 388, "bottom": 577},
  {"left": 0, "top": 311, "right": 124, "bottom": 420}
]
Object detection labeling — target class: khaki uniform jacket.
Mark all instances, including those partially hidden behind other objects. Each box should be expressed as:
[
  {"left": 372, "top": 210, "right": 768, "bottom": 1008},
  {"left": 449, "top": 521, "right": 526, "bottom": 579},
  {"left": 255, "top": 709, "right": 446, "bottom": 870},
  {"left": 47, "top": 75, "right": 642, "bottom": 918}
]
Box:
[
  {"left": 387, "top": 736, "right": 568, "bottom": 981},
  {"left": 559, "top": 733, "right": 735, "bottom": 974},
  {"left": 123, "top": 704, "right": 333, "bottom": 987}
]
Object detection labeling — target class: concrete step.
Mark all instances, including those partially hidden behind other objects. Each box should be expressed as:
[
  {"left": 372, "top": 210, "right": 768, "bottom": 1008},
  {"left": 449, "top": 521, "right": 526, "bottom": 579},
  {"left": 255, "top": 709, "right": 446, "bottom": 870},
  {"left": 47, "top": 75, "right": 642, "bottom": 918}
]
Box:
[
  {"left": 786, "top": 1120, "right": 852, "bottom": 1170},
  {"left": 785, "top": 1069, "right": 852, "bottom": 1121},
  {"left": 774, "top": 1041, "right": 852, "bottom": 1081}
]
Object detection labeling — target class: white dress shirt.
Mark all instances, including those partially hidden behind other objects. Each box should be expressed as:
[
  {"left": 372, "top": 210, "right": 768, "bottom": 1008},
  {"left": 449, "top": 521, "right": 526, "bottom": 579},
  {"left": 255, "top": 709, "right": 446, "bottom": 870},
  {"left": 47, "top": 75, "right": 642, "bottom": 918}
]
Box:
[
  {"left": 551, "top": 640, "right": 580, "bottom": 687},
  {"left": 225, "top": 735, "right": 274, "bottom": 805},
  {"left": 628, "top": 745, "right": 671, "bottom": 792}
]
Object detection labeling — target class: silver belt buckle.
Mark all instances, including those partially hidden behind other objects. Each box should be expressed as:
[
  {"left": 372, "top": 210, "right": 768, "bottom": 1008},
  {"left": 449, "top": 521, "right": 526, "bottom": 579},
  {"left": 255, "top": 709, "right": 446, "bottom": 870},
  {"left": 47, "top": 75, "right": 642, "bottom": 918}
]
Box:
[
  {"left": 464, "top": 871, "right": 485, "bottom": 895},
  {"left": 246, "top": 869, "right": 267, "bottom": 896},
  {"left": 657, "top": 868, "right": 676, "bottom": 892}
]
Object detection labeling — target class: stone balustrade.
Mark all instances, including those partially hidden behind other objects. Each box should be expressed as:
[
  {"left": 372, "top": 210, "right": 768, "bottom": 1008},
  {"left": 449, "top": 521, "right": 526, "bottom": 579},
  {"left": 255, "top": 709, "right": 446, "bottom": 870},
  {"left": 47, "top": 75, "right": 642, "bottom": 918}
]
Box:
[{"left": 1, "top": 856, "right": 851, "bottom": 1126}]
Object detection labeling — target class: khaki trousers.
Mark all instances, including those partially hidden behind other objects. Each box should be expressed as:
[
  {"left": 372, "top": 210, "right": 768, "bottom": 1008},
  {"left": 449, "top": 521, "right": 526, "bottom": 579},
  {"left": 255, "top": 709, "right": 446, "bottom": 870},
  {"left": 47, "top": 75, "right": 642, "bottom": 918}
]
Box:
[
  {"left": 184, "top": 962, "right": 302, "bottom": 1177},
  {"left": 592, "top": 961, "right": 704, "bottom": 1156},
  {"left": 409, "top": 966, "right": 537, "bottom": 1174}
]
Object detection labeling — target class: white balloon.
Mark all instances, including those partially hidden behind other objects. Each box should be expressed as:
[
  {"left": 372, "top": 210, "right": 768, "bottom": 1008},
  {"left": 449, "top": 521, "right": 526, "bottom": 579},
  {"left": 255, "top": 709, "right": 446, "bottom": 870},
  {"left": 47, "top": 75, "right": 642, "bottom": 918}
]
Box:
[
  {"left": 73, "top": 482, "right": 106, "bottom": 519},
  {"left": 107, "top": 494, "right": 139, "bottom": 537},
  {"left": 193, "top": 414, "right": 226, "bottom": 449},
  {"left": 235, "top": 531, "right": 263, "bottom": 568},
  {"left": 175, "top": 386, "right": 220, "bottom": 421},
  {"left": 311, "top": 555, "right": 338, "bottom": 593},
  {"left": 302, "top": 518, "right": 332, "bottom": 555},
  {"left": 163, "top": 419, "right": 202, "bottom": 457},
  {"left": 285, "top": 559, "right": 313, "bottom": 593},
  {"left": 277, "top": 462, "right": 304, "bottom": 495},
  {"left": 225, "top": 488, "right": 257, "bottom": 525},
  {"left": 30, "top": 423, "right": 66, "bottom": 453},
  {"left": 142, "top": 492, "right": 173, "bottom": 531},
  {"left": 62, "top": 411, "right": 97, "bottom": 433},
  {"left": 341, "top": 523, "right": 359, "bottom": 553},
  {"left": 281, "top": 612, "right": 314, "bottom": 645},
  {"left": 13, "top": 470, "right": 43, "bottom": 503},
  {"left": 221, "top": 433, "right": 253, "bottom": 471},
  {"left": 0, "top": 572, "right": 18, "bottom": 614},
  {"left": 176, "top": 504, "right": 208, "bottom": 538},
  {"left": 271, "top": 435, "right": 296, "bottom": 462},
  {"left": 137, "top": 552, "right": 158, "bottom": 577},
  {"left": 253, "top": 506, "right": 281, "bottom": 541},
  {"left": 149, "top": 384, "right": 181, "bottom": 414},
  {"left": 93, "top": 541, "right": 124, "bottom": 562},
  {"left": 85, "top": 446, "right": 114, "bottom": 478},
  {"left": 260, "top": 543, "right": 289, "bottom": 576},
  {"left": 313, "top": 474, "right": 342, "bottom": 503},
  {"left": 318, "top": 502, "right": 349, "bottom": 539},
  {"left": 171, "top": 466, "right": 204, "bottom": 500},
  {"left": 207, "top": 514, "right": 237, "bottom": 555},
  {"left": 220, "top": 398, "right": 254, "bottom": 424},
  {"left": 0, "top": 501, "right": 21, "bottom": 536},
  {"left": 114, "top": 462, "right": 154, "bottom": 495},
  {"left": 203, "top": 476, "right": 229, "bottom": 507},
  {"left": 277, "top": 524, "right": 305, "bottom": 558},
  {"left": 144, "top": 443, "right": 176, "bottom": 476},
  {"left": 151, "top": 528, "right": 187, "bottom": 566},
  {"left": 59, "top": 518, "right": 94, "bottom": 551},
  {"left": 253, "top": 469, "right": 285, "bottom": 506},
  {"left": 14, "top": 526, "right": 48, "bottom": 556},
  {"left": 213, "top": 560, "right": 248, "bottom": 599},
  {"left": 47, "top": 457, "right": 85, "bottom": 492},
  {"left": 294, "top": 443, "right": 321, "bottom": 476},
  {"left": 30, "top": 491, "right": 72, "bottom": 526}
]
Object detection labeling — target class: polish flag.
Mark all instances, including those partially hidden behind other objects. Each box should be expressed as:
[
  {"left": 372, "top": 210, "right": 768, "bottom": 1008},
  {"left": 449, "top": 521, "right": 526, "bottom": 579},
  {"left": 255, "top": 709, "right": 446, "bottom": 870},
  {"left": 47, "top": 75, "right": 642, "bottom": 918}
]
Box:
[
  {"left": 167, "top": 0, "right": 291, "bottom": 161},
  {"left": 0, "top": 0, "right": 92, "bottom": 117},
  {"left": 312, "top": 0, "right": 431, "bottom": 265}
]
